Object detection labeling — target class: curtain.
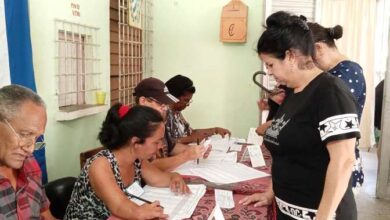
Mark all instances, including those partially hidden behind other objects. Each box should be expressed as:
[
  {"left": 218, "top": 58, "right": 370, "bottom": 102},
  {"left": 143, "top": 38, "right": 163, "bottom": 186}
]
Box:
[{"left": 319, "top": 0, "right": 377, "bottom": 149}]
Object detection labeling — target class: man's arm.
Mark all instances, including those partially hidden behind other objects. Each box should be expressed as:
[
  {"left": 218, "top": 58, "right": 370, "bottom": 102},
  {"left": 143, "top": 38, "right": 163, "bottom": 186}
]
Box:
[{"left": 41, "top": 209, "right": 56, "bottom": 220}]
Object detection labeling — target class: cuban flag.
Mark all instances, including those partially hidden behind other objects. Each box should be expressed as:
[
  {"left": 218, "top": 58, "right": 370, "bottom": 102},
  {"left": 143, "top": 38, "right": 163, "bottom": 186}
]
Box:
[{"left": 1, "top": 0, "right": 48, "bottom": 183}]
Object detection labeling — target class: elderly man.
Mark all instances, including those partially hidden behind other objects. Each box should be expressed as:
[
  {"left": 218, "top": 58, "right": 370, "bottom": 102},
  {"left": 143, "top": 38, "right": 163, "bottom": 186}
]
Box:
[
  {"left": 133, "top": 77, "right": 206, "bottom": 171},
  {"left": 0, "top": 85, "right": 55, "bottom": 219}
]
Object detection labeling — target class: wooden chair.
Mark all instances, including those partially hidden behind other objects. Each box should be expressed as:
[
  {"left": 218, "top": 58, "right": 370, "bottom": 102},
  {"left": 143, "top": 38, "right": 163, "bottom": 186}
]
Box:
[{"left": 79, "top": 147, "right": 103, "bottom": 168}]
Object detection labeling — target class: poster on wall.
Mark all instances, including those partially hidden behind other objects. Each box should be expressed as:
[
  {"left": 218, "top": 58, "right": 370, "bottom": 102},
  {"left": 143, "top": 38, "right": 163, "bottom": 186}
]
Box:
[{"left": 128, "top": 0, "right": 142, "bottom": 29}]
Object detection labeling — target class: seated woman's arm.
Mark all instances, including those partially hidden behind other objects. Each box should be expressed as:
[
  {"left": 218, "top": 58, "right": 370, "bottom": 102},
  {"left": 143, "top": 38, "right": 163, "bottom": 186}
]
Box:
[
  {"left": 141, "top": 160, "right": 190, "bottom": 194},
  {"left": 151, "top": 145, "right": 206, "bottom": 171},
  {"left": 89, "top": 157, "right": 167, "bottom": 220},
  {"left": 177, "top": 127, "right": 231, "bottom": 144},
  {"left": 316, "top": 138, "right": 356, "bottom": 220}
]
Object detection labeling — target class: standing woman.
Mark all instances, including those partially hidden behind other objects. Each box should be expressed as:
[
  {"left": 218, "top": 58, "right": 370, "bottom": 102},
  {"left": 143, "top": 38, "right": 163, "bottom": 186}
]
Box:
[
  {"left": 308, "top": 22, "right": 366, "bottom": 191},
  {"left": 65, "top": 105, "right": 189, "bottom": 219},
  {"left": 239, "top": 11, "right": 359, "bottom": 220}
]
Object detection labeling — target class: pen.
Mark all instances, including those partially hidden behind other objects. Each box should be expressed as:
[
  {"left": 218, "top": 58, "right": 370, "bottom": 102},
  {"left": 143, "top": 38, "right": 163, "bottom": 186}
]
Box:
[
  {"left": 196, "top": 138, "right": 200, "bottom": 165},
  {"left": 234, "top": 141, "right": 254, "bottom": 146},
  {"left": 130, "top": 194, "right": 164, "bottom": 209}
]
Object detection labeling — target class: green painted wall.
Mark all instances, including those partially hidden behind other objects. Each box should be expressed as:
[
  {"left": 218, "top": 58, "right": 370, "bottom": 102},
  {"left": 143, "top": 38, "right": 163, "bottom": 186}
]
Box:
[
  {"left": 29, "top": 0, "right": 110, "bottom": 180},
  {"left": 153, "top": 0, "right": 264, "bottom": 138}
]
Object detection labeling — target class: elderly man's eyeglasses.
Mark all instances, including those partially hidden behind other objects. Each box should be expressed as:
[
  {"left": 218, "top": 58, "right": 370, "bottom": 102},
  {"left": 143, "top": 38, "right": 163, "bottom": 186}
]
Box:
[{"left": 2, "top": 119, "right": 45, "bottom": 151}]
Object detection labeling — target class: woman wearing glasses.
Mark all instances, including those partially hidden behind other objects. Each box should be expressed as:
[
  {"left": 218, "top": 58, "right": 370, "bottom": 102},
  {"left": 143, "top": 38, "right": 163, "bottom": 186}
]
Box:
[{"left": 165, "top": 74, "right": 231, "bottom": 145}]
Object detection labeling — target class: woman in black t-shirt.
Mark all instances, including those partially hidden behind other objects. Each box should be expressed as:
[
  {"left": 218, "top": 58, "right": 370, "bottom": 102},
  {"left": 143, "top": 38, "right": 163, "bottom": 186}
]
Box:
[{"left": 239, "top": 11, "right": 359, "bottom": 220}]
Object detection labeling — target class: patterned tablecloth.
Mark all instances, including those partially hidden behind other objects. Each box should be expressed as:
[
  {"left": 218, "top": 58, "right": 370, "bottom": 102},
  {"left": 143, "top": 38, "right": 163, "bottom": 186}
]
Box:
[{"left": 184, "top": 144, "right": 275, "bottom": 220}]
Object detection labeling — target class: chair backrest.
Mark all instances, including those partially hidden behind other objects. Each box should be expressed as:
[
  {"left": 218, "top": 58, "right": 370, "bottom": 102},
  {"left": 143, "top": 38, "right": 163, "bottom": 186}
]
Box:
[
  {"left": 44, "top": 176, "right": 77, "bottom": 219},
  {"left": 79, "top": 146, "right": 103, "bottom": 168}
]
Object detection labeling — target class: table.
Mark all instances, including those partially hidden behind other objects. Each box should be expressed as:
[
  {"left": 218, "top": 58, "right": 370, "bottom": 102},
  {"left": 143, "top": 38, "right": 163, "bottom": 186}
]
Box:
[{"left": 184, "top": 145, "right": 275, "bottom": 220}]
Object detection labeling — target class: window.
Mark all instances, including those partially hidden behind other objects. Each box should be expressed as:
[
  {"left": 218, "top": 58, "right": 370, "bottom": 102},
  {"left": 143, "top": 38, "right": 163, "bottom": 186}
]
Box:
[
  {"left": 110, "top": 0, "right": 153, "bottom": 105},
  {"left": 55, "top": 20, "right": 102, "bottom": 110}
]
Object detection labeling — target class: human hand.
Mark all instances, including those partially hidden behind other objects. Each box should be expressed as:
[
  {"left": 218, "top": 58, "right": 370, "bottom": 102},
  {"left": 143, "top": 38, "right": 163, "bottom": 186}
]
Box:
[
  {"left": 255, "top": 121, "right": 272, "bottom": 136},
  {"left": 269, "top": 88, "right": 286, "bottom": 105},
  {"left": 169, "top": 173, "right": 191, "bottom": 194},
  {"left": 257, "top": 99, "right": 269, "bottom": 110},
  {"left": 184, "top": 145, "right": 206, "bottom": 160},
  {"left": 137, "top": 201, "right": 167, "bottom": 220},
  {"left": 215, "top": 127, "right": 231, "bottom": 137},
  {"left": 238, "top": 191, "right": 274, "bottom": 207}
]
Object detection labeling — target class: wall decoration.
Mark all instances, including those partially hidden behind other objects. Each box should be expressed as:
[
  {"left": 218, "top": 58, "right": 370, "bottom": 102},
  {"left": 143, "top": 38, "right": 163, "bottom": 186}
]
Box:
[
  {"left": 220, "top": 0, "right": 248, "bottom": 43},
  {"left": 128, "top": 0, "right": 142, "bottom": 29}
]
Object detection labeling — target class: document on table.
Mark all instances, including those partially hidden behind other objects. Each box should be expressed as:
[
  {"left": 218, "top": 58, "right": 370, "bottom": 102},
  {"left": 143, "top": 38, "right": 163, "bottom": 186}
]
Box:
[
  {"left": 247, "top": 145, "right": 266, "bottom": 167},
  {"left": 131, "top": 184, "right": 206, "bottom": 220},
  {"left": 207, "top": 204, "right": 226, "bottom": 220},
  {"left": 215, "top": 189, "right": 234, "bottom": 209},
  {"left": 201, "top": 151, "right": 237, "bottom": 164},
  {"left": 247, "top": 127, "right": 263, "bottom": 145},
  {"left": 174, "top": 162, "right": 269, "bottom": 184}
]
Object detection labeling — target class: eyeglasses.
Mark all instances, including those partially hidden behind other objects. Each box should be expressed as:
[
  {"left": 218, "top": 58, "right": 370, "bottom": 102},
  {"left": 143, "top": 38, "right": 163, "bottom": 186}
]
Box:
[
  {"left": 147, "top": 97, "right": 168, "bottom": 110},
  {"left": 2, "top": 119, "right": 45, "bottom": 151}
]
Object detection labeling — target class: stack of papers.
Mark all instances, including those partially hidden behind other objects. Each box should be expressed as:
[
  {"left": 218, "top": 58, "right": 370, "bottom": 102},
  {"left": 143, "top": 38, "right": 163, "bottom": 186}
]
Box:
[
  {"left": 131, "top": 184, "right": 206, "bottom": 220},
  {"left": 174, "top": 162, "right": 269, "bottom": 184}
]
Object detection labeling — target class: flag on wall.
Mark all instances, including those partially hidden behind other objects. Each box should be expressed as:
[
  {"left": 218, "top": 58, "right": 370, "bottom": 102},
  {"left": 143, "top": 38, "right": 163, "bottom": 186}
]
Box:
[{"left": 0, "top": 0, "right": 48, "bottom": 183}]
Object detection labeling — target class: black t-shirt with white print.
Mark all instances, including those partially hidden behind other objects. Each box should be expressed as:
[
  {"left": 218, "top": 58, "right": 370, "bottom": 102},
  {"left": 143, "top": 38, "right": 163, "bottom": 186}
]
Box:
[{"left": 264, "top": 73, "right": 360, "bottom": 220}]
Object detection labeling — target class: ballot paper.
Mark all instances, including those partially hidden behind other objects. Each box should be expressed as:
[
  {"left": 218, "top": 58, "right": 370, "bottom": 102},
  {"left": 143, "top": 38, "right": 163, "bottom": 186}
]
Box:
[
  {"left": 228, "top": 137, "right": 245, "bottom": 152},
  {"left": 201, "top": 151, "right": 237, "bottom": 164},
  {"left": 247, "top": 145, "right": 266, "bottom": 167},
  {"left": 215, "top": 189, "right": 234, "bottom": 209},
  {"left": 207, "top": 204, "right": 225, "bottom": 220},
  {"left": 131, "top": 184, "right": 206, "bottom": 220},
  {"left": 247, "top": 128, "right": 263, "bottom": 145},
  {"left": 174, "top": 162, "right": 269, "bottom": 184}
]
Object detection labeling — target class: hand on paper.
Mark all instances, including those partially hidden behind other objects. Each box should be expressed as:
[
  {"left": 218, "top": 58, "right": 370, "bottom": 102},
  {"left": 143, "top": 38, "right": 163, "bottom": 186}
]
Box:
[
  {"left": 137, "top": 201, "right": 167, "bottom": 220},
  {"left": 215, "top": 127, "right": 231, "bottom": 137},
  {"left": 169, "top": 173, "right": 191, "bottom": 194},
  {"left": 184, "top": 145, "right": 205, "bottom": 160},
  {"left": 238, "top": 189, "right": 274, "bottom": 207}
]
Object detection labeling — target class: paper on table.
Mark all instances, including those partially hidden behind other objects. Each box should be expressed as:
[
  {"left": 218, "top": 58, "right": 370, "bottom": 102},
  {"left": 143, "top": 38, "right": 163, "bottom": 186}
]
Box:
[
  {"left": 201, "top": 151, "right": 236, "bottom": 164},
  {"left": 207, "top": 204, "right": 226, "bottom": 220},
  {"left": 247, "top": 145, "right": 266, "bottom": 167},
  {"left": 131, "top": 184, "right": 206, "bottom": 220},
  {"left": 215, "top": 189, "right": 234, "bottom": 209},
  {"left": 247, "top": 128, "right": 263, "bottom": 145},
  {"left": 174, "top": 162, "right": 269, "bottom": 184},
  {"left": 228, "top": 137, "right": 245, "bottom": 152}
]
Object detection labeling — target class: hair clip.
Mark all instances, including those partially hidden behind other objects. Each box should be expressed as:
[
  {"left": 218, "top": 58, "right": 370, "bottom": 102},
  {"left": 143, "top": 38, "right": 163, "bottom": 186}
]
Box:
[{"left": 118, "top": 105, "right": 130, "bottom": 119}]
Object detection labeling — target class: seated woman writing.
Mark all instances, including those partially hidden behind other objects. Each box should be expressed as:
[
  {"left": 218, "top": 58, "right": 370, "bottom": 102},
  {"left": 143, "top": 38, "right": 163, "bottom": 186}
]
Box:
[
  {"left": 64, "top": 105, "right": 190, "bottom": 220},
  {"left": 165, "top": 74, "right": 231, "bottom": 145}
]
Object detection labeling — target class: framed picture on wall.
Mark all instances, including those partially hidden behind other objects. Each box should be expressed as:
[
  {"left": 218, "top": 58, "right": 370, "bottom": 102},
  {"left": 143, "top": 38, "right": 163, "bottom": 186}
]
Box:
[{"left": 128, "top": 0, "right": 142, "bottom": 29}]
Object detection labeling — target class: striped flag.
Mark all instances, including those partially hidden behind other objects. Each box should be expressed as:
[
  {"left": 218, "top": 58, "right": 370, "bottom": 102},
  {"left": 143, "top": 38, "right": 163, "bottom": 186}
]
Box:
[{"left": 1, "top": 0, "right": 48, "bottom": 183}]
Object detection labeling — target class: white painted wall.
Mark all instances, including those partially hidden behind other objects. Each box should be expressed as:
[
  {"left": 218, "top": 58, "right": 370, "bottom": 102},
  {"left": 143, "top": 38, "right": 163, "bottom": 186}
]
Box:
[
  {"left": 29, "top": 0, "right": 110, "bottom": 180},
  {"left": 153, "top": 0, "right": 264, "bottom": 138}
]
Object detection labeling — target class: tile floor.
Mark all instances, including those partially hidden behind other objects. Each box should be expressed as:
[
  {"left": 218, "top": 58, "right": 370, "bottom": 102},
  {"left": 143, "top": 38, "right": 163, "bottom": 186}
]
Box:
[{"left": 355, "top": 150, "right": 390, "bottom": 220}]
